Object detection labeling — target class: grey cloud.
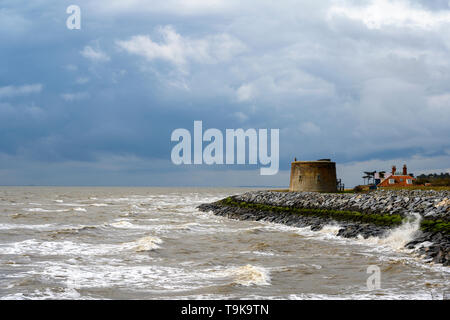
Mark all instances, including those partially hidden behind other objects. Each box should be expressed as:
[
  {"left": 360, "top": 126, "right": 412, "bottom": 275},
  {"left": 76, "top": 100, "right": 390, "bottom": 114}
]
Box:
[
  {"left": 0, "top": 84, "right": 43, "bottom": 98},
  {"left": 1, "top": 0, "right": 450, "bottom": 186}
]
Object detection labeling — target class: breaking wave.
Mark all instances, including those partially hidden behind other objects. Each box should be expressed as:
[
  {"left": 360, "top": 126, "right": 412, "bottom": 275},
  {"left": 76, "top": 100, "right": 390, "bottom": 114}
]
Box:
[
  {"left": 110, "top": 220, "right": 134, "bottom": 228},
  {"left": 123, "top": 236, "right": 163, "bottom": 252},
  {"left": 225, "top": 265, "right": 271, "bottom": 286}
]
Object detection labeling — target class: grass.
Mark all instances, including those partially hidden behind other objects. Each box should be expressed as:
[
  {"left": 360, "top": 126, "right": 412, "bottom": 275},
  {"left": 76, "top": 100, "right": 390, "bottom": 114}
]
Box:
[
  {"left": 220, "top": 197, "right": 403, "bottom": 227},
  {"left": 420, "top": 219, "right": 450, "bottom": 234},
  {"left": 219, "top": 197, "right": 450, "bottom": 234}
]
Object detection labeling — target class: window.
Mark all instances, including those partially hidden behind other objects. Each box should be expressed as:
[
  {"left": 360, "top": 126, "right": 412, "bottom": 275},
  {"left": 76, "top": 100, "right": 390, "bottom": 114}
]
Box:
[
  {"left": 298, "top": 175, "right": 302, "bottom": 182},
  {"left": 389, "top": 179, "right": 395, "bottom": 184},
  {"left": 400, "top": 178, "right": 404, "bottom": 182},
  {"left": 407, "top": 179, "right": 412, "bottom": 184}
]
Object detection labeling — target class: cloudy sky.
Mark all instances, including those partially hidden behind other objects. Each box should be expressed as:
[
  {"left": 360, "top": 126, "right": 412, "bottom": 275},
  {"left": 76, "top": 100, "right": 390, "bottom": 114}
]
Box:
[{"left": 1, "top": 0, "right": 450, "bottom": 187}]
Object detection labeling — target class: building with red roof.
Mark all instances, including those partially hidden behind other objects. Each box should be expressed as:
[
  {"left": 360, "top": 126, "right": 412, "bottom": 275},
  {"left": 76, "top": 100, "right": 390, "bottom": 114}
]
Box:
[{"left": 377, "top": 164, "right": 416, "bottom": 187}]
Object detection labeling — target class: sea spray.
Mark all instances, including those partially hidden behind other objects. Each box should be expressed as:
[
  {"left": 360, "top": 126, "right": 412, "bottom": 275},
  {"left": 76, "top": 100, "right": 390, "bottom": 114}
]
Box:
[
  {"left": 363, "top": 212, "right": 422, "bottom": 251},
  {"left": 318, "top": 224, "right": 341, "bottom": 236}
]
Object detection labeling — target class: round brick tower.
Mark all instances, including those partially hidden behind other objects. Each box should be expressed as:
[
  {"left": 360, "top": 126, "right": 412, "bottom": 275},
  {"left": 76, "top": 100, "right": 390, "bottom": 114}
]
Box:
[{"left": 289, "top": 159, "right": 337, "bottom": 192}]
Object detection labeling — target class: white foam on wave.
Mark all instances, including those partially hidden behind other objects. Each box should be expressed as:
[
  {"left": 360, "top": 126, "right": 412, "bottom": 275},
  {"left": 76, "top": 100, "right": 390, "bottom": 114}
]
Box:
[
  {"left": 122, "top": 236, "right": 163, "bottom": 252},
  {"left": 109, "top": 219, "right": 163, "bottom": 231},
  {"left": 0, "top": 239, "right": 120, "bottom": 256},
  {"left": 110, "top": 220, "right": 134, "bottom": 228},
  {"left": 0, "top": 287, "right": 89, "bottom": 300},
  {"left": 251, "top": 251, "right": 276, "bottom": 256},
  {"left": 317, "top": 224, "right": 341, "bottom": 236},
  {"left": 261, "top": 223, "right": 309, "bottom": 234},
  {"left": 156, "top": 222, "right": 204, "bottom": 233},
  {"left": 23, "top": 262, "right": 222, "bottom": 291},
  {"left": 259, "top": 221, "right": 340, "bottom": 242},
  {"left": 58, "top": 203, "right": 88, "bottom": 207},
  {"left": 109, "top": 219, "right": 204, "bottom": 234},
  {"left": 25, "top": 208, "right": 70, "bottom": 213},
  {"left": 103, "top": 197, "right": 135, "bottom": 203},
  {"left": 222, "top": 264, "right": 271, "bottom": 286},
  {"left": 73, "top": 207, "right": 87, "bottom": 212},
  {"left": 130, "top": 204, "right": 144, "bottom": 211},
  {"left": 261, "top": 213, "right": 424, "bottom": 255},
  {"left": 90, "top": 203, "right": 108, "bottom": 207},
  {"left": 0, "top": 223, "right": 100, "bottom": 232},
  {"left": 0, "top": 223, "right": 55, "bottom": 231},
  {"left": 109, "top": 220, "right": 158, "bottom": 230}
]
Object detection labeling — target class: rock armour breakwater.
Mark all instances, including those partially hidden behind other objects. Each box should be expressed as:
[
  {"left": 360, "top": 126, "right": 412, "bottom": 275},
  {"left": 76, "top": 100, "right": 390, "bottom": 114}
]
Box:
[{"left": 197, "top": 190, "right": 450, "bottom": 266}]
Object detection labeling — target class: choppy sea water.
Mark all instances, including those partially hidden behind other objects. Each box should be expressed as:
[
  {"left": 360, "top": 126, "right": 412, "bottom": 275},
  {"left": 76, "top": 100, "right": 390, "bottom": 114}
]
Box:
[{"left": 0, "top": 187, "right": 448, "bottom": 300}]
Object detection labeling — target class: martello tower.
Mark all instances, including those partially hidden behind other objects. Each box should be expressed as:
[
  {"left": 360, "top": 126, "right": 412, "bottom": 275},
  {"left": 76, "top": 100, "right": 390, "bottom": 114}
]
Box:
[{"left": 289, "top": 159, "right": 337, "bottom": 192}]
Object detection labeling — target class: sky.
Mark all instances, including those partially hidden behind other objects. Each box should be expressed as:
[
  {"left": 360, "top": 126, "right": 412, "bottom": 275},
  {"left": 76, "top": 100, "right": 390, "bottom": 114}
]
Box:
[{"left": 1, "top": 0, "right": 450, "bottom": 187}]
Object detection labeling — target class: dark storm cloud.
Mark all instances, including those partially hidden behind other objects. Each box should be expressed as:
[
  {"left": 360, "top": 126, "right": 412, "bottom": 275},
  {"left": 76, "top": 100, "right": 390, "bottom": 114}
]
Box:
[{"left": 1, "top": 0, "right": 450, "bottom": 186}]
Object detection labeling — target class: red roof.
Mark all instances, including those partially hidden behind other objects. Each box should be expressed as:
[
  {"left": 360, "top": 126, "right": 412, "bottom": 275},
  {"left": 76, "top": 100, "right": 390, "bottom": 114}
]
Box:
[{"left": 377, "top": 174, "right": 415, "bottom": 187}]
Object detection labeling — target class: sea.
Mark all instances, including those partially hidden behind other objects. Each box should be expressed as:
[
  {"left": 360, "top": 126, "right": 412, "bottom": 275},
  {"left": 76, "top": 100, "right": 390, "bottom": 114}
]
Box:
[{"left": 0, "top": 187, "right": 448, "bottom": 300}]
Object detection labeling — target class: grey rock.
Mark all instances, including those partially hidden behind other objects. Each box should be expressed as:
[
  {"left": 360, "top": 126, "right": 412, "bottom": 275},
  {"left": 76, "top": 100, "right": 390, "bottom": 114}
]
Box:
[{"left": 198, "top": 189, "right": 450, "bottom": 266}]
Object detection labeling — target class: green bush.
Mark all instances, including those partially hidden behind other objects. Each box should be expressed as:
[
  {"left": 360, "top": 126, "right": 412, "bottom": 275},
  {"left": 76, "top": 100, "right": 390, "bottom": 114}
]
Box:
[{"left": 420, "top": 220, "right": 450, "bottom": 234}]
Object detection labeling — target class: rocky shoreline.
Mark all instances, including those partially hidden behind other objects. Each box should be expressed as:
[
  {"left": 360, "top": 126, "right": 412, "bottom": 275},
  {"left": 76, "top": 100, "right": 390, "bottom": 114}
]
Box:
[{"left": 197, "top": 190, "right": 450, "bottom": 266}]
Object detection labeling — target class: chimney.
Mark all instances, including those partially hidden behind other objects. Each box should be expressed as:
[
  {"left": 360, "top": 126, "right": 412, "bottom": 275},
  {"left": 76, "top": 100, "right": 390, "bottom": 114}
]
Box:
[
  {"left": 403, "top": 164, "right": 407, "bottom": 175},
  {"left": 392, "top": 165, "right": 396, "bottom": 175}
]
